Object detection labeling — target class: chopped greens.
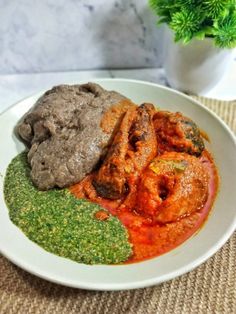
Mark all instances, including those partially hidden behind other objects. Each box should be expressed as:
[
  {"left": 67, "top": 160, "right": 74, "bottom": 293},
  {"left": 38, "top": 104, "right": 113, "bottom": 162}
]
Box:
[{"left": 4, "top": 153, "right": 132, "bottom": 265}]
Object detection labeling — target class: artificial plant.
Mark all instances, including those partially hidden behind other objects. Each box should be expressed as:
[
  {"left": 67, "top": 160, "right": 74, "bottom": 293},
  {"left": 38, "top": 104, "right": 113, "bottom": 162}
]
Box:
[{"left": 149, "top": 0, "right": 236, "bottom": 48}]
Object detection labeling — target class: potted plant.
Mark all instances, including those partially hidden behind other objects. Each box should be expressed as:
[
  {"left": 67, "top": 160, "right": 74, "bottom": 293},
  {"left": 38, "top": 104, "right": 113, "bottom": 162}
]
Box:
[{"left": 149, "top": 0, "right": 236, "bottom": 94}]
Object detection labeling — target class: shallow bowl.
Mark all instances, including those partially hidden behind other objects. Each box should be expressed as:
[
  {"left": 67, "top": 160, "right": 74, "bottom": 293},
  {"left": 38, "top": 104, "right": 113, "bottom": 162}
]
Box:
[{"left": 0, "top": 78, "right": 236, "bottom": 291}]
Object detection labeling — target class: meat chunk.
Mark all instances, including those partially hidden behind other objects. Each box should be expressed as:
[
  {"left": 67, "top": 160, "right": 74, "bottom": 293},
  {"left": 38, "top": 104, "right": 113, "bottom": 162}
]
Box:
[
  {"left": 93, "top": 107, "right": 136, "bottom": 199},
  {"left": 153, "top": 111, "right": 205, "bottom": 156},
  {"left": 17, "top": 83, "right": 133, "bottom": 190},
  {"left": 93, "top": 103, "right": 157, "bottom": 199},
  {"left": 136, "top": 152, "right": 209, "bottom": 223}
]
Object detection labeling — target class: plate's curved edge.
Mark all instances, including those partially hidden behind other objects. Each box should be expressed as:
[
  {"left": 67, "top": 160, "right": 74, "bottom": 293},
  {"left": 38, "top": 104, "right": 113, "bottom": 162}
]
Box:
[
  {"left": 1, "top": 78, "right": 236, "bottom": 291},
  {"left": 1, "top": 77, "right": 235, "bottom": 142},
  {"left": 0, "top": 218, "right": 235, "bottom": 291},
  {"left": 2, "top": 77, "right": 235, "bottom": 142},
  {"left": 98, "top": 78, "right": 236, "bottom": 142}
]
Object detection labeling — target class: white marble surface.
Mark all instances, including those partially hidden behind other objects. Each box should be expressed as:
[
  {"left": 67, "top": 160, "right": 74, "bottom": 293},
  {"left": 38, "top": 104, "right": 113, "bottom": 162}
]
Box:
[
  {"left": 0, "top": 65, "right": 236, "bottom": 115},
  {"left": 0, "top": 0, "right": 163, "bottom": 74}
]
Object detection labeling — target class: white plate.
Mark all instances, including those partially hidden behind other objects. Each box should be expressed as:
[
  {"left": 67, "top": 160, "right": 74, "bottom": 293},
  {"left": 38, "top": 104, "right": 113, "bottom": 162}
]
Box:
[{"left": 0, "top": 79, "right": 236, "bottom": 291}]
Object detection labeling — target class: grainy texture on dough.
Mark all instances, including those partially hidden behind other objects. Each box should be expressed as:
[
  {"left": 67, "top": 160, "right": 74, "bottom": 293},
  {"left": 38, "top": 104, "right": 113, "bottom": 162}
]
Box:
[{"left": 17, "top": 83, "right": 127, "bottom": 190}]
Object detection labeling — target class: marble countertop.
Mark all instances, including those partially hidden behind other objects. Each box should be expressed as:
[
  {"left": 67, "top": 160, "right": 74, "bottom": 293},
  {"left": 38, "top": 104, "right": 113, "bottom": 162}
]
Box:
[{"left": 1, "top": 65, "right": 236, "bottom": 115}]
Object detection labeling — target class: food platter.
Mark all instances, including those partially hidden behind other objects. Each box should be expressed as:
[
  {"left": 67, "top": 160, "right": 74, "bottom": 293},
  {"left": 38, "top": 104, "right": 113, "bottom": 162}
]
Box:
[{"left": 0, "top": 78, "right": 236, "bottom": 291}]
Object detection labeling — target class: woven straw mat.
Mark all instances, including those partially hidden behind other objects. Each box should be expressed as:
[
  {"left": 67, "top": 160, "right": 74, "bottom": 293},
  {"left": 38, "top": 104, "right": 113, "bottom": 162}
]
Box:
[{"left": 0, "top": 96, "right": 236, "bottom": 314}]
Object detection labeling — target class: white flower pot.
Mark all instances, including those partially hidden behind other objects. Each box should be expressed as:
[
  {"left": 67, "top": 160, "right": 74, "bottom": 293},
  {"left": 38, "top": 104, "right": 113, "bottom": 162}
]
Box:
[{"left": 163, "top": 28, "right": 235, "bottom": 94}]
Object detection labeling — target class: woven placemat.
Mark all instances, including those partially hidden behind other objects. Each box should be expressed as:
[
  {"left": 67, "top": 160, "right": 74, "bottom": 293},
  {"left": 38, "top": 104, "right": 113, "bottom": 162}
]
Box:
[{"left": 0, "top": 96, "right": 236, "bottom": 314}]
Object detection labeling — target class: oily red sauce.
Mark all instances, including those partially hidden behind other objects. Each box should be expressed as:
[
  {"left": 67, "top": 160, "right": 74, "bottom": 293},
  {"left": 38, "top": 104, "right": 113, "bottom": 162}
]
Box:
[
  {"left": 69, "top": 150, "right": 218, "bottom": 264},
  {"left": 100, "top": 99, "right": 137, "bottom": 134}
]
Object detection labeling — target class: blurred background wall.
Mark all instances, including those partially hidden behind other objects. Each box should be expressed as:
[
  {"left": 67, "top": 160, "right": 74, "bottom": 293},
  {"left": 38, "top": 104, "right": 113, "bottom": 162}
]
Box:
[{"left": 0, "top": 0, "right": 164, "bottom": 74}]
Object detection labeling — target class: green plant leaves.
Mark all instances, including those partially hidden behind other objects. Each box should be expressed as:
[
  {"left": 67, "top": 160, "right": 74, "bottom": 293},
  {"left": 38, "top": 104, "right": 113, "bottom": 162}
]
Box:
[
  {"left": 213, "top": 12, "right": 236, "bottom": 48},
  {"left": 170, "top": 9, "right": 203, "bottom": 43},
  {"left": 203, "top": 0, "right": 233, "bottom": 18},
  {"left": 148, "top": 0, "right": 236, "bottom": 48}
]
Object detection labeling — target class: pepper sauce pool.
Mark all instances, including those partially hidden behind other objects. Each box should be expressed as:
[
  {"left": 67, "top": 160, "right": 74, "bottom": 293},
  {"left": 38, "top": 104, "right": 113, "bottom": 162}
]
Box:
[
  {"left": 70, "top": 105, "right": 219, "bottom": 263},
  {"left": 70, "top": 150, "right": 218, "bottom": 263}
]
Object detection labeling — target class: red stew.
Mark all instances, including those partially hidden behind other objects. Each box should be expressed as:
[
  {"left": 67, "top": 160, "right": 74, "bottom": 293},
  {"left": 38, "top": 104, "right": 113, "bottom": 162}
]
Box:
[
  {"left": 69, "top": 150, "right": 218, "bottom": 263},
  {"left": 69, "top": 105, "right": 218, "bottom": 263}
]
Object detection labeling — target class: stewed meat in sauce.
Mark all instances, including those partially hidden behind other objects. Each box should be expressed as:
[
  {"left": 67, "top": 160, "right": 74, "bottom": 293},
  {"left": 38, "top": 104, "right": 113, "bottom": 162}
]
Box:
[
  {"left": 93, "top": 103, "right": 157, "bottom": 199},
  {"left": 136, "top": 152, "right": 209, "bottom": 223},
  {"left": 153, "top": 111, "right": 205, "bottom": 156}
]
